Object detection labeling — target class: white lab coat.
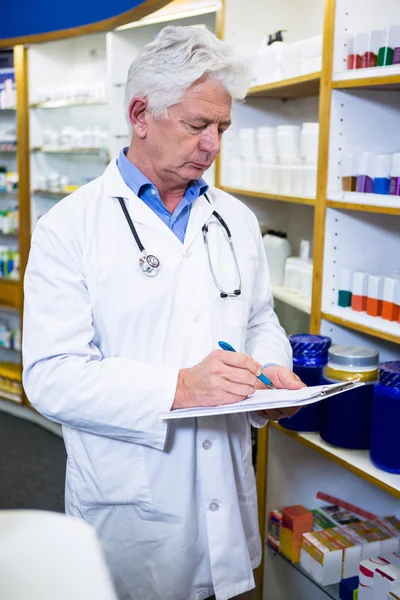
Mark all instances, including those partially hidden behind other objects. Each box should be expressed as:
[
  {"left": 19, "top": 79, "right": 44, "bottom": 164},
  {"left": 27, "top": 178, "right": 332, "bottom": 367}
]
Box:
[{"left": 23, "top": 159, "right": 292, "bottom": 600}]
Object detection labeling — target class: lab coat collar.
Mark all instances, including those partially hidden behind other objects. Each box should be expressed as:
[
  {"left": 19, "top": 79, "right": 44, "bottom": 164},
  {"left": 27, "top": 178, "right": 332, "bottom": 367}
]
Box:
[{"left": 103, "top": 159, "right": 214, "bottom": 250}]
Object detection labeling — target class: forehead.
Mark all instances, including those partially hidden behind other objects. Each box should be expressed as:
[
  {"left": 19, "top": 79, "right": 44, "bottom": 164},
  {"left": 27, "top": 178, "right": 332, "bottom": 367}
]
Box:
[{"left": 178, "top": 78, "right": 232, "bottom": 120}]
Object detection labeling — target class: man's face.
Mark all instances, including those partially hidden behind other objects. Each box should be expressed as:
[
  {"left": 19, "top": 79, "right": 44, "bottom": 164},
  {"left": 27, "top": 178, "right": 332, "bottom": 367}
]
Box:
[{"left": 143, "top": 77, "right": 232, "bottom": 184}]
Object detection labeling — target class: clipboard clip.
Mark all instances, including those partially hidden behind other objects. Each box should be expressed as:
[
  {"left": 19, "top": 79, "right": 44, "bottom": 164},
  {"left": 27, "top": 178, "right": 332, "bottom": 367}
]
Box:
[{"left": 320, "top": 381, "right": 357, "bottom": 398}]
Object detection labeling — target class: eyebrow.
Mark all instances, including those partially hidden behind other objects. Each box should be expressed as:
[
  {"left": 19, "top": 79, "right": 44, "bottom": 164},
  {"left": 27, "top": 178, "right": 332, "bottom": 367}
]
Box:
[{"left": 190, "top": 116, "right": 232, "bottom": 127}]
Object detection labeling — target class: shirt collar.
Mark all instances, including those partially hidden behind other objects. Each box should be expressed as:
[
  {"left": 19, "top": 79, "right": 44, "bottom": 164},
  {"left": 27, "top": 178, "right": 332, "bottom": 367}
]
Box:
[{"left": 117, "top": 147, "right": 209, "bottom": 201}]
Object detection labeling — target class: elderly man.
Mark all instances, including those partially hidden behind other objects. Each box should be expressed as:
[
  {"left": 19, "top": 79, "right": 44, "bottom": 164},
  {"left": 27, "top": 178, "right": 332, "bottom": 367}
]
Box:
[{"left": 23, "top": 25, "right": 303, "bottom": 600}]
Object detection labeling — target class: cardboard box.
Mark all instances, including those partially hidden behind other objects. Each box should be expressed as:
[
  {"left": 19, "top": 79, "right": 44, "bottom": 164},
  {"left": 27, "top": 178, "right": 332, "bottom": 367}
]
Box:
[
  {"left": 324, "top": 527, "right": 361, "bottom": 579},
  {"left": 300, "top": 531, "right": 343, "bottom": 585},
  {"left": 359, "top": 557, "right": 391, "bottom": 600},
  {"left": 347, "top": 523, "right": 384, "bottom": 559},
  {"left": 281, "top": 505, "right": 313, "bottom": 562},
  {"left": 373, "top": 563, "right": 400, "bottom": 600},
  {"left": 339, "top": 576, "right": 359, "bottom": 600},
  {"left": 267, "top": 510, "right": 282, "bottom": 551},
  {"left": 363, "top": 521, "right": 399, "bottom": 555}
]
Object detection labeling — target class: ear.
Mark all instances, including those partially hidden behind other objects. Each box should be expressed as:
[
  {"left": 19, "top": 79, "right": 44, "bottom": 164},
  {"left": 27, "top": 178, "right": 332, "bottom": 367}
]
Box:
[{"left": 128, "top": 97, "right": 149, "bottom": 139}]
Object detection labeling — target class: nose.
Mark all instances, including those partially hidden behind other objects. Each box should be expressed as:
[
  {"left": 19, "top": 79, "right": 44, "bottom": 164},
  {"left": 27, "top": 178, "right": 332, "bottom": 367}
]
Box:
[{"left": 198, "top": 125, "right": 221, "bottom": 156}]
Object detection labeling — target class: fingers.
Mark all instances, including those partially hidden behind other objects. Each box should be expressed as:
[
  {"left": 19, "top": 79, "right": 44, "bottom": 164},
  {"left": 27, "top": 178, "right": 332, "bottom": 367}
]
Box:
[
  {"left": 260, "top": 406, "right": 301, "bottom": 420},
  {"left": 215, "top": 350, "right": 262, "bottom": 377},
  {"left": 208, "top": 391, "right": 248, "bottom": 407},
  {"left": 222, "top": 365, "right": 259, "bottom": 387},
  {"left": 220, "top": 377, "right": 255, "bottom": 398},
  {"left": 260, "top": 409, "right": 287, "bottom": 421}
]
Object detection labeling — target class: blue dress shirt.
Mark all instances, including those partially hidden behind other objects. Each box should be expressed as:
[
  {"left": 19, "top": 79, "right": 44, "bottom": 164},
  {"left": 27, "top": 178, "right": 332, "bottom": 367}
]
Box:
[{"left": 117, "top": 148, "right": 209, "bottom": 243}]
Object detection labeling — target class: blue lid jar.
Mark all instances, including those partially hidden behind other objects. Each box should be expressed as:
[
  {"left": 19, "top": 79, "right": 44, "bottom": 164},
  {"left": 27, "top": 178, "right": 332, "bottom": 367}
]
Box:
[
  {"left": 378, "top": 361, "right": 400, "bottom": 388},
  {"left": 290, "top": 334, "right": 332, "bottom": 367},
  {"left": 370, "top": 361, "right": 400, "bottom": 474},
  {"left": 280, "top": 334, "right": 331, "bottom": 433}
]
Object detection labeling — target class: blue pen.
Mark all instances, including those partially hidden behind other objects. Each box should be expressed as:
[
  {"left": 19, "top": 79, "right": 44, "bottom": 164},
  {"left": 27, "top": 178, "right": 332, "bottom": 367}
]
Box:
[{"left": 218, "top": 341, "right": 276, "bottom": 389}]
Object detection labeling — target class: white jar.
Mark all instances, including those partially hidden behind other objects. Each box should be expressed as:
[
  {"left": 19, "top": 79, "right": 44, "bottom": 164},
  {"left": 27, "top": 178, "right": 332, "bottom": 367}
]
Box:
[
  {"left": 302, "top": 165, "right": 318, "bottom": 197},
  {"left": 48, "top": 172, "right": 61, "bottom": 193},
  {"left": 256, "top": 127, "right": 277, "bottom": 163},
  {"left": 300, "top": 122, "right": 319, "bottom": 165},
  {"left": 36, "top": 175, "right": 47, "bottom": 191},
  {"left": 276, "top": 125, "right": 301, "bottom": 165},
  {"left": 239, "top": 128, "right": 257, "bottom": 161},
  {"left": 263, "top": 232, "right": 292, "bottom": 286}
]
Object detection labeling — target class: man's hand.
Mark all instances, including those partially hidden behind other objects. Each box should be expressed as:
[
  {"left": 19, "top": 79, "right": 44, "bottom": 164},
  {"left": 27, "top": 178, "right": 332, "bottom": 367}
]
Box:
[
  {"left": 173, "top": 350, "right": 263, "bottom": 409},
  {"left": 256, "top": 365, "right": 306, "bottom": 421}
]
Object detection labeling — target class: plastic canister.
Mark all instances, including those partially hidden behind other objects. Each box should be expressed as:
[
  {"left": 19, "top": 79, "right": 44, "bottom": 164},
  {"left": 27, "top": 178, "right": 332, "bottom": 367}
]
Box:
[
  {"left": 319, "top": 345, "right": 379, "bottom": 449},
  {"left": 370, "top": 362, "right": 400, "bottom": 473},
  {"left": 263, "top": 231, "right": 292, "bottom": 286},
  {"left": 280, "top": 334, "right": 331, "bottom": 432}
]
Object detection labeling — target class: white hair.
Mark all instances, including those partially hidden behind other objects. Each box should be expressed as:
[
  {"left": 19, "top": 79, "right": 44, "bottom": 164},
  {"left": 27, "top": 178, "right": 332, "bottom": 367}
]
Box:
[{"left": 124, "top": 25, "right": 252, "bottom": 121}]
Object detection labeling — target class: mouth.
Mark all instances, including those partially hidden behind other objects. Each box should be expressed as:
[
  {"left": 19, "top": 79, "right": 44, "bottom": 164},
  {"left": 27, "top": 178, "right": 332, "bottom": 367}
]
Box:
[{"left": 190, "top": 162, "right": 211, "bottom": 170}]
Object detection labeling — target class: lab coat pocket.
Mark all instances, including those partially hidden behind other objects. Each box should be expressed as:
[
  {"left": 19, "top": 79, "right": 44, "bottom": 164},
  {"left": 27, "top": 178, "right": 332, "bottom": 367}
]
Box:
[{"left": 69, "top": 431, "right": 152, "bottom": 508}]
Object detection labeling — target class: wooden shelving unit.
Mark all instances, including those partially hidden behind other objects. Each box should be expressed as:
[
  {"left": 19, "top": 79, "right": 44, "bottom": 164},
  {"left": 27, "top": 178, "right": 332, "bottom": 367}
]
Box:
[
  {"left": 270, "top": 422, "right": 400, "bottom": 499},
  {"left": 322, "top": 311, "right": 400, "bottom": 346},
  {"left": 30, "top": 98, "right": 107, "bottom": 109},
  {"left": 0, "top": 279, "right": 21, "bottom": 310},
  {"left": 220, "top": 186, "right": 316, "bottom": 206},
  {"left": 219, "top": 0, "right": 400, "bottom": 598},
  {"left": 326, "top": 200, "right": 400, "bottom": 216},
  {"left": 247, "top": 71, "right": 321, "bottom": 98},
  {"left": 332, "top": 73, "right": 400, "bottom": 91},
  {"left": 31, "top": 146, "right": 106, "bottom": 155}
]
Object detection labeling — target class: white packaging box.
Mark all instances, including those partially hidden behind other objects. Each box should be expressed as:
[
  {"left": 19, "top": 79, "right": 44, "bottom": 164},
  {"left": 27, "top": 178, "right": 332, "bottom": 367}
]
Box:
[
  {"left": 374, "top": 564, "right": 400, "bottom": 600},
  {"left": 300, "top": 531, "right": 343, "bottom": 586},
  {"left": 341, "top": 525, "right": 381, "bottom": 559},
  {"left": 325, "top": 528, "right": 362, "bottom": 579},
  {"left": 377, "top": 520, "right": 400, "bottom": 552},
  {"left": 359, "top": 557, "right": 391, "bottom": 600}
]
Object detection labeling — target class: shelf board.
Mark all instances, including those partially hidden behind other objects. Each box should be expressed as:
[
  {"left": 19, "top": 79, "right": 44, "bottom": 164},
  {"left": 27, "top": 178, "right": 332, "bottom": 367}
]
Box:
[
  {"left": 322, "top": 307, "right": 400, "bottom": 345},
  {"left": 247, "top": 72, "right": 321, "bottom": 98},
  {"left": 32, "top": 189, "right": 68, "bottom": 199},
  {"left": 0, "top": 191, "right": 18, "bottom": 197},
  {"left": 31, "top": 146, "right": 106, "bottom": 155},
  {"left": 333, "top": 66, "right": 400, "bottom": 91},
  {"left": 328, "top": 192, "right": 400, "bottom": 214},
  {"left": 271, "top": 422, "right": 400, "bottom": 499},
  {"left": 272, "top": 285, "right": 311, "bottom": 314},
  {"left": 0, "top": 146, "right": 17, "bottom": 153},
  {"left": 0, "top": 108, "right": 16, "bottom": 112},
  {"left": 0, "top": 231, "right": 18, "bottom": 237},
  {"left": 0, "top": 390, "right": 23, "bottom": 404},
  {"left": 327, "top": 200, "right": 400, "bottom": 216},
  {"left": 220, "top": 186, "right": 315, "bottom": 206},
  {"left": 0, "top": 279, "right": 21, "bottom": 310},
  {"left": 30, "top": 98, "right": 107, "bottom": 109},
  {"left": 266, "top": 544, "right": 339, "bottom": 600}
]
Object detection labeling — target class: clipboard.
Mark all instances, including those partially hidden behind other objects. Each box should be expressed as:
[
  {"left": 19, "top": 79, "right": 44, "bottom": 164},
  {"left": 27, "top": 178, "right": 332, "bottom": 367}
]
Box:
[{"left": 159, "top": 381, "right": 364, "bottom": 420}]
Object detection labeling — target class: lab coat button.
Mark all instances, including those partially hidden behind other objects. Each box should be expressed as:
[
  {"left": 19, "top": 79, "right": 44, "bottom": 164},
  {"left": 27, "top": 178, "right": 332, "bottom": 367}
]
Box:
[
  {"left": 202, "top": 439, "right": 213, "bottom": 450},
  {"left": 209, "top": 501, "right": 219, "bottom": 512}
]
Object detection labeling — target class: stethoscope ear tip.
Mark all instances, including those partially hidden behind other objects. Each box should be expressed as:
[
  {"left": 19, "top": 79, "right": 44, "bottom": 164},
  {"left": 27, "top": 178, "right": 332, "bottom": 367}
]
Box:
[
  {"left": 234, "top": 290, "right": 241, "bottom": 296},
  {"left": 220, "top": 292, "right": 228, "bottom": 298}
]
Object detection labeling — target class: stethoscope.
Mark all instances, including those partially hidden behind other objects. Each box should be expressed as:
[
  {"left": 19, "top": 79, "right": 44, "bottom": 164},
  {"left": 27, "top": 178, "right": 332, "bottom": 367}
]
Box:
[{"left": 116, "top": 194, "right": 242, "bottom": 299}]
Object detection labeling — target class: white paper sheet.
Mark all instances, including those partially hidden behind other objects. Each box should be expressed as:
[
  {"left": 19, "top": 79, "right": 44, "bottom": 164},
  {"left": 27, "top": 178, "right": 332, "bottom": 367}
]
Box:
[{"left": 159, "top": 382, "right": 364, "bottom": 420}]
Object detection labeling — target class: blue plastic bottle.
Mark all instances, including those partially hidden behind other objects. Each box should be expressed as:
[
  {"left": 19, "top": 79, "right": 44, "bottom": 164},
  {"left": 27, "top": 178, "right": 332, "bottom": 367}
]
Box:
[
  {"left": 319, "top": 345, "right": 379, "bottom": 450},
  {"left": 370, "top": 361, "right": 400, "bottom": 474},
  {"left": 280, "top": 334, "right": 331, "bottom": 432}
]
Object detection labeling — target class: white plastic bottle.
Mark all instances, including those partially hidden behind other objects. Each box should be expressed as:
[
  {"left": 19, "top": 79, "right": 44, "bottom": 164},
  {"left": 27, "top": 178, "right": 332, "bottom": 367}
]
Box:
[{"left": 263, "top": 231, "right": 292, "bottom": 286}]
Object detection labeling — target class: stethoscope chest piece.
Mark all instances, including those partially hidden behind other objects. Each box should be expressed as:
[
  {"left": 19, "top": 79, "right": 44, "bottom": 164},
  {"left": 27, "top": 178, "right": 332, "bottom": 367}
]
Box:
[{"left": 139, "top": 254, "right": 160, "bottom": 277}]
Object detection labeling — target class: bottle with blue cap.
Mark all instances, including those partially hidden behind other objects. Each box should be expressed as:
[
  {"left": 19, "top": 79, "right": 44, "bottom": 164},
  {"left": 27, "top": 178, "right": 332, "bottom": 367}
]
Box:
[
  {"left": 280, "top": 334, "right": 331, "bottom": 432},
  {"left": 370, "top": 361, "right": 400, "bottom": 474}
]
